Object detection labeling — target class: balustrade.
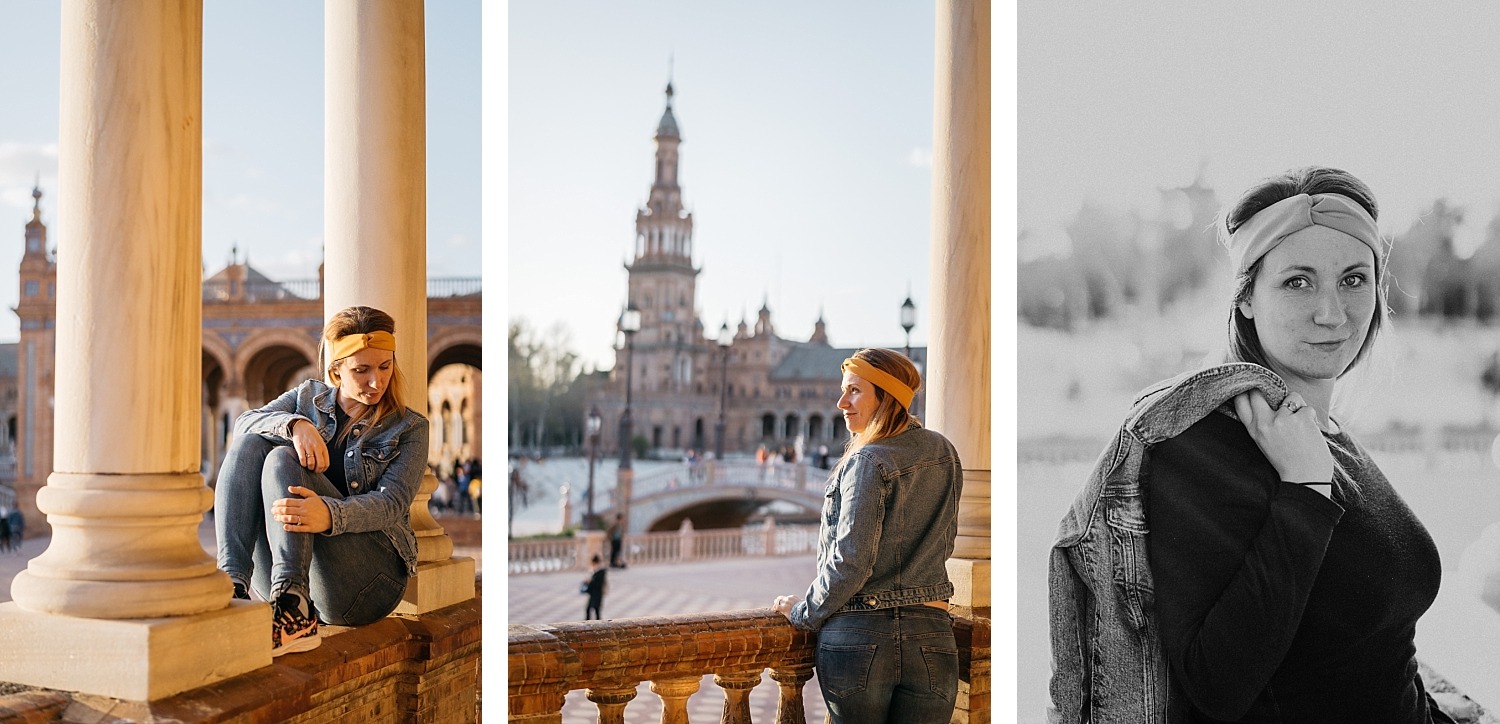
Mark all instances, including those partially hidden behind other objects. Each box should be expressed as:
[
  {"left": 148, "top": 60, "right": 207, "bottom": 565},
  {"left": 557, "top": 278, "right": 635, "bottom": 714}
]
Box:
[
  {"left": 509, "top": 522, "right": 821, "bottom": 575},
  {"left": 509, "top": 610, "right": 819, "bottom": 723}
]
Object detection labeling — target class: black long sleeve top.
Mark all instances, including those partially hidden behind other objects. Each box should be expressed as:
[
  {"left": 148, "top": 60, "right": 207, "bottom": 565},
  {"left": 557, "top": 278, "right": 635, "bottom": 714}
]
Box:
[{"left": 1146, "top": 412, "right": 1451, "bottom": 723}]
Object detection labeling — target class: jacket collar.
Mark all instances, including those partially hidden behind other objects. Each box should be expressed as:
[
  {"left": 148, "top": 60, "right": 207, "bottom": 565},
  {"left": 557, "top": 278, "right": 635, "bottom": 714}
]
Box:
[{"left": 1127, "top": 362, "right": 1288, "bottom": 444}]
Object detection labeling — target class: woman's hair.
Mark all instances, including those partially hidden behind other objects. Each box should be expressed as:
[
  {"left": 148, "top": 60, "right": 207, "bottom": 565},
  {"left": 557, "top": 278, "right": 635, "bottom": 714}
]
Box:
[
  {"left": 1222, "top": 166, "right": 1390, "bottom": 496},
  {"left": 1223, "top": 166, "right": 1389, "bottom": 378},
  {"left": 322, "top": 305, "right": 407, "bottom": 443},
  {"left": 841, "top": 348, "right": 923, "bottom": 460}
]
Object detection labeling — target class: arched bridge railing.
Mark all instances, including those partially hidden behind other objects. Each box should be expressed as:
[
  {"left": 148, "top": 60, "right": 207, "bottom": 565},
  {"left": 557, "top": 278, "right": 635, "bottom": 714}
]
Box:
[{"left": 628, "top": 460, "right": 833, "bottom": 500}]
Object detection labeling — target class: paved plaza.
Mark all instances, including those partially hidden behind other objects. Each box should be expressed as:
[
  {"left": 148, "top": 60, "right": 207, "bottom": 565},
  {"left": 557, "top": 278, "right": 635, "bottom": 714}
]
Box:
[{"left": 508, "top": 554, "right": 827, "bottom": 723}]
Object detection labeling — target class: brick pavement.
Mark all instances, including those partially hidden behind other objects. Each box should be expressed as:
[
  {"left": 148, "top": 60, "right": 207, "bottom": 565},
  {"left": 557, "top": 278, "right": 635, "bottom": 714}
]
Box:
[{"left": 508, "top": 555, "right": 829, "bottom": 723}]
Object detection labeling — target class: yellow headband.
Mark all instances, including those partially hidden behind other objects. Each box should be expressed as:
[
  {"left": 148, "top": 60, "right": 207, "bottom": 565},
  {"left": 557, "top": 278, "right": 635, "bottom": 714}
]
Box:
[
  {"left": 841, "top": 357, "right": 915, "bottom": 411},
  {"left": 328, "top": 330, "right": 396, "bottom": 363}
]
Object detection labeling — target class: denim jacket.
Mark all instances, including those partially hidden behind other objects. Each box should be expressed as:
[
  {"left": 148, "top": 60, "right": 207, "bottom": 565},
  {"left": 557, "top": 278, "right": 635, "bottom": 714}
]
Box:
[
  {"left": 233, "top": 379, "right": 429, "bottom": 576},
  {"left": 790, "top": 424, "right": 963, "bottom": 632},
  {"left": 1046, "top": 363, "right": 1288, "bottom": 724}
]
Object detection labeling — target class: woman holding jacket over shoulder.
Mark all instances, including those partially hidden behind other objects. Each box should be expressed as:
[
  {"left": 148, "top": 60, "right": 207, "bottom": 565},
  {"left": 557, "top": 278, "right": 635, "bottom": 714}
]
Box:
[
  {"left": 771, "top": 348, "right": 963, "bottom": 724},
  {"left": 215, "top": 306, "right": 428, "bottom": 656},
  {"left": 1145, "top": 167, "right": 1454, "bottom": 722}
]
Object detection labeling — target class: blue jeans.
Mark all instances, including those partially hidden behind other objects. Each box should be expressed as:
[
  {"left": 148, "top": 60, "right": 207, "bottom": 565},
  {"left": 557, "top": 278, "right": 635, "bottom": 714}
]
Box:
[
  {"left": 816, "top": 605, "right": 959, "bottom": 724},
  {"left": 215, "top": 434, "right": 408, "bottom": 625}
]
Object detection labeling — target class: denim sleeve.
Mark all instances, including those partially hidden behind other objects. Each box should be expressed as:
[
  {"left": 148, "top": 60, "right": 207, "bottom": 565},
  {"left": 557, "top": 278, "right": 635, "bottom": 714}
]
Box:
[
  {"left": 232, "top": 381, "right": 313, "bottom": 440},
  {"left": 324, "top": 413, "right": 429, "bottom": 536},
  {"left": 790, "top": 453, "right": 886, "bottom": 631}
]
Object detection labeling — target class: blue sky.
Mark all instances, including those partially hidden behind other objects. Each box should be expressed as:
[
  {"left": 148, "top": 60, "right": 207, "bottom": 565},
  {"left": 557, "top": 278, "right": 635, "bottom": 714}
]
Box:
[
  {"left": 0, "top": 1, "right": 481, "bottom": 343},
  {"left": 507, "top": 2, "right": 938, "bottom": 369}
]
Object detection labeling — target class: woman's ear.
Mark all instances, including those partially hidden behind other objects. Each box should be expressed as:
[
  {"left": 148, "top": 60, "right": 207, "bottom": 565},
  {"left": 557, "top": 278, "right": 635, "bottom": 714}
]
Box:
[{"left": 1237, "top": 301, "right": 1254, "bottom": 319}]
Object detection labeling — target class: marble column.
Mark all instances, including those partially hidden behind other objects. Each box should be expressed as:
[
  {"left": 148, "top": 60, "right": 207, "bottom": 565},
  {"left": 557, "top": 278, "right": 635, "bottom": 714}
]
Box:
[
  {"left": 929, "top": 1, "right": 991, "bottom": 722},
  {"left": 0, "top": 0, "right": 267, "bottom": 700},
  {"left": 324, "top": 0, "right": 474, "bottom": 613}
]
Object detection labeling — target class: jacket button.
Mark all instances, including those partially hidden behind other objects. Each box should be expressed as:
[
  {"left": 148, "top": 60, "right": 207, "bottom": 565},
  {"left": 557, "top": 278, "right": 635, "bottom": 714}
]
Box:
[
  {"left": 347, "top": 451, "right": 354, "bottom": 457},
  {"left": 866, "top": 597, "right": 877, "bottom": 606},
  {"left": 352, "top": 482, "right": 359, "bottom": 488}
]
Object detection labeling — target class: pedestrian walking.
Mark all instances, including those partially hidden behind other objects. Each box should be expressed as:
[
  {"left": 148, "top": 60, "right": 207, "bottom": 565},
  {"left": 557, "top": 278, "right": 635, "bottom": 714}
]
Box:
[
  {"left": 582, "top": 554, "right": 607, "bottom": 620},
  {"left": 773, "top": 348, "right": 962, "bottom": 724},
  {"left": 0, "top": 506, "right": 11, "bottom": 554}
]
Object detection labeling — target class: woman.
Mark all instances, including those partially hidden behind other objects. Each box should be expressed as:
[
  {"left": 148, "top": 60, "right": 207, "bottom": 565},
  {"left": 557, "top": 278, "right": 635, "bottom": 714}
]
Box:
[
  {"left": 215, "top": 306, "right": 428, "bottom": 656},
  {"left": 771, "top": 348, "right": 963, "bottom": 724},
  {"left": 1147, "top": 167, "right": 1453, "bottom": 722}
]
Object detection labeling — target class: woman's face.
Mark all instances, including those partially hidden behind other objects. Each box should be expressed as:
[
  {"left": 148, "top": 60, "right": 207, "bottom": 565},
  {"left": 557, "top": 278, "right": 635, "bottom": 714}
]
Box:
[
  {"left": 336, "top": 346, "right": 396, "bottom": 408},
  {"left": 1239, "top": 225, "right": 1377, "bottom": 387},
  {"left": 837, "top": 371, "right": 880, "bottom": 434}
]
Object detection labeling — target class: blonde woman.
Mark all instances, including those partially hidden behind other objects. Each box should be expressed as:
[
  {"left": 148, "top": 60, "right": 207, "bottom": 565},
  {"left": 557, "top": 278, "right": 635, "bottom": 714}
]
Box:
[
  {"left": 772, "top": 348, "right": 963, "bottom": 724},
  {"left": 215, "top": 306, "right": 428, "bottom": 656}
]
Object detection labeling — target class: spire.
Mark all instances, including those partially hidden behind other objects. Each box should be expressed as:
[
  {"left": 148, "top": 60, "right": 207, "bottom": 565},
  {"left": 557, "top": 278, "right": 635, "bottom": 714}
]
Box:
[{"left": 30, "top": 182, "right": 42, "bottom": 224}]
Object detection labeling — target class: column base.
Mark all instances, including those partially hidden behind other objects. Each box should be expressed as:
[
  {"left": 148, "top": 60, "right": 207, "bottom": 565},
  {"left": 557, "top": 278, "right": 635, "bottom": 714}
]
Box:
[
  {"left": 0, "top": 600, "right": 270, "bottom": 701},
  {"left": 395, "top": 556, "right": 476, "bottom": 615},
  {"left": 947, "top": 557, "right": 990, "bottom": 608}
]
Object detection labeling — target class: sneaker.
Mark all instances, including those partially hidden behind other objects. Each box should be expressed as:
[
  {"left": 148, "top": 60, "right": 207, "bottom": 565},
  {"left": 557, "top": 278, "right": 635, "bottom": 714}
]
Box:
[
  {"left": 232, "top": 581, "right": 251, "bottom": 601},
  {"left": 270, "top": 590, "right": 321, "bottom": 657}
]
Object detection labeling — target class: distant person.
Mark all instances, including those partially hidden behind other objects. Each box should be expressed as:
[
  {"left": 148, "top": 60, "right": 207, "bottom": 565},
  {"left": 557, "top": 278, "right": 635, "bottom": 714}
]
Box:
[
  {"left": 582, "top": 553, "right": 607, "bottom": 620},
  {"left": 215, "top": 306, "right": 427, "bottom": 656},
  {"left": 0, "top": 505, "right": 10, "bottom": 554},
  {"left": 1049, "top": 167, "right": 1457, "bottom": 723},
  {"left": 456, "top": 460, "right": 473, "bottom": 515},
  {"left": 773, "top": 348, "right": 962, "bottom": 724},
  {"left": 608, "top": 513, "right": 627, "bottom": 568},
  {"left": 469, "top": 474, "right": 482, "bottom": 515},
  {"left": 6, "top": 507, "right": 21, "bottom": 554}
]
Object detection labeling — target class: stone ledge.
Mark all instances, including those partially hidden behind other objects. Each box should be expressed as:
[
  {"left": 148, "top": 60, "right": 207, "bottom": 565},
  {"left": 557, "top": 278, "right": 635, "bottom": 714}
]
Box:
[{"left": 0, "top": 583, "right": 481, "bottom": 723}]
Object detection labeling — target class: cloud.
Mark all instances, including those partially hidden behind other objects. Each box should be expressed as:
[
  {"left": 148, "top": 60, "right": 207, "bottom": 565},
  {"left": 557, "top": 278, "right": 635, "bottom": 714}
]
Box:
[
  {"left": 907, "top": 147, "right": 932, "bottom": 168},
  {"left": 444, "top": 233, "right": 471, "bottom": 248},
  {"left": 0, "top": 143, "right": 60, "bottom": 214}
]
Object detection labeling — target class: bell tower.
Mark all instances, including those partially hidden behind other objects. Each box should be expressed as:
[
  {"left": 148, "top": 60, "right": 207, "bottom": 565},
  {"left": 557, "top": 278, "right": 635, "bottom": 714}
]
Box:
[
  {"left": 621, "top": 80, "right": 702, "bottom": 391},
  {"left": 14, "top": 184, "right": 58, "bottom": 535}
]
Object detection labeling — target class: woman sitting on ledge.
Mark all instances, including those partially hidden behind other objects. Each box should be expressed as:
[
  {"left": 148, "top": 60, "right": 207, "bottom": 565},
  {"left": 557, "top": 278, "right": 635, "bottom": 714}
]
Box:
[{"left": 215, "top": 305, "right": 428, "bottom": 656}]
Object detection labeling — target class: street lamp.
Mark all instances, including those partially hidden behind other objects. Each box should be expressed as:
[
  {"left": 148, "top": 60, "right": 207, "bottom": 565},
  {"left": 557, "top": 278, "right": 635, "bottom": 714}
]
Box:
[
  {"left": 618, "top": 303, "right": 642, "bottom": 470},
  {"left": 900, "top": 294, "right": 916, "bottom": 359},
  {"left": 585, "top": 405, "right": 602, "bottom": 529},
  {"left": 715, "top": 323, "right": 731, "bottom": 460}
]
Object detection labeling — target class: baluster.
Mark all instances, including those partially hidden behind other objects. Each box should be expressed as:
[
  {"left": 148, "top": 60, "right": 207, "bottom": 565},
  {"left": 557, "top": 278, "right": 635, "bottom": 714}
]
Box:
[
  {"left": 714, "top": 669, "right": 763, "bottom": 724},
  {"left": 586, "top": 684, "right": 638, "bottom": 724},
  {"left": 650, "top": 676, "right": 701, "bottom": 724},
  {"left": 770, "top": 663, "right": 814, "bottom": 724}
]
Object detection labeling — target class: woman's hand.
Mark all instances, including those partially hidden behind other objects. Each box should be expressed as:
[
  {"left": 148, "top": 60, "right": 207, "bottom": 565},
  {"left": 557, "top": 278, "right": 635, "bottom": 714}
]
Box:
[
  {"left": 1233, "top": 390, "right": 1333, "bottom": 496},
  {"left": 290, "top": 419, "right": 329, "bottom": 473},
  {"left": 771, "top": 594, "right": 799, "bottom": 620},
  {"left": 272, "top": 486, "right": 332, "bottom": 533}
]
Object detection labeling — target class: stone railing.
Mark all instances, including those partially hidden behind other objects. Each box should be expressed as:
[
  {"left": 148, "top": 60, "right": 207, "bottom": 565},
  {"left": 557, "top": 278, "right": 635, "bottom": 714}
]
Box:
[
  {"left": 508, "top": 520, "right": 820, "bottom": 575},
  {"left": 200, "top": 276, "right": 483, "bottom": 303},
  {"left": 508, "top": 610, "right": 816, "bottom": 723}
]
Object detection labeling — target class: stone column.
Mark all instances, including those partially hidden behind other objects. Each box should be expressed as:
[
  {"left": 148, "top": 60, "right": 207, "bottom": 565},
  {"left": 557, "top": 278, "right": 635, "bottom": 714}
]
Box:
[
  {"left": 324, "top": 0, "right": 474, "bottom": 613},
  {"left": 0, "top": 0, "right": 267, "bottom": 700},
  {"left": 929, "top": 1, "right": 991, "bottom": 722}
]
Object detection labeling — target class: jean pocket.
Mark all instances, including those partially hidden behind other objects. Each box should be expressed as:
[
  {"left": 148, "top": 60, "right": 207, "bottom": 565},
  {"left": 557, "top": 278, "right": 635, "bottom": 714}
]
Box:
[
  {"left": 817, "top": 642, "right": 878, "bottom": 698},
  {"left": 337, "top": 571, "right": 406, "bottom": 625},
  {"left": 921, "top": 645, "right": 959, "bottom": 701}
]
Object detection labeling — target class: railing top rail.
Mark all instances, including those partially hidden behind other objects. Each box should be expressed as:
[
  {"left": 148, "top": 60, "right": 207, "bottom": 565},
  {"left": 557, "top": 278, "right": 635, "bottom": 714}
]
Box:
[{"left": 510, "top": 610, "right": 814, "bottom": 692}]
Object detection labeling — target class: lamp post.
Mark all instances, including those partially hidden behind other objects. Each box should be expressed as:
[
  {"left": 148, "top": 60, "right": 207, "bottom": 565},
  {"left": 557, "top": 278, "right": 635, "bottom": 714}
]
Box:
[
  {"left": 618, "top": 304, "right": 641, "bottom": 469},
  {"left": 900, "top": 294, "right": 916, "bottom": 359},
  {"left": 585, "top": 405, "right": 602, "bottom": 530},
  {"left": 715, "top": 323, "right": 731, "bottom": 460}
]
